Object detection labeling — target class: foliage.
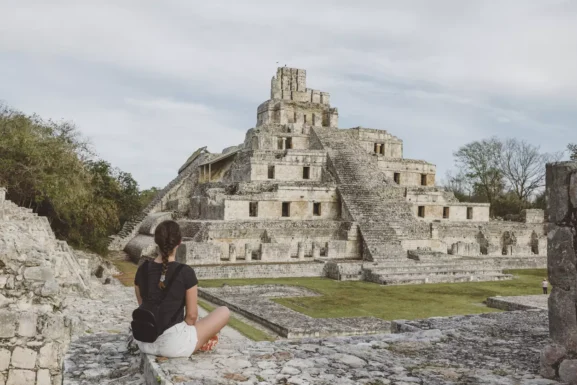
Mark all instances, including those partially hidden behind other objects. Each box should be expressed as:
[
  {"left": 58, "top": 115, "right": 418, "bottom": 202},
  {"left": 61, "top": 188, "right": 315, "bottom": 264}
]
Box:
[
  {"left": 569, "top": 143, "right": 577, "bottom": 161},
  {"left": 450, "top": 137, "right": 559, "bottom": 217},
  {"left": 453, "top": 137, "right": 504, "bottom": 214},
  {"left": 200, "top": 269, "right": 547, "bottom": 321},
  {"left": 0, "top": 103, "right": 148, "bottom": 254}
]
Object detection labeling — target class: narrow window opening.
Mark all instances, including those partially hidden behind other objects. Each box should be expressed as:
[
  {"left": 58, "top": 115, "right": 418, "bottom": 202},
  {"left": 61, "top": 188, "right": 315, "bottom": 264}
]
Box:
[
  {"left": 282, "top": 202, "right": 291, "bottom": 217},
  {"left": 467, "top": 207, "right": 473, "bottom": 220},
  {"left": 421, "top": 174, "right": 427, "bottom": 186},
  {"left": 380, "top": 144, "right": 385, "bottom": 155},
  {"left": 313, "top": 202, "right": 321, "bottom": 216},
  {"left": 268, "top": 165, "right": 275, "bottom": 179},
  {"left": 394, "top": 173, "right": 401, "bottom": 184},
  {"left": 443, "top": 207, "right": 450, "bottom": 219},
  {"left": 303, "top": 166, "right": 310, "bottom": 180},
  {"left": 374, "top": 143, "right": 379, "bottom": 153},
  {"left": 304, "top": 114, "right": 307, "bottom": 124},
  {"left": 418, "top": 206, "right": 425, "bottom": 218},
  {"left": 286, "top": 137, "right": 293, "bottom": 149},
  {"left": 249, "top": 202, "right": 258, "bottom": 217},
  {"left": 293, "top": 112, "right": 297, "bottom": 122}
]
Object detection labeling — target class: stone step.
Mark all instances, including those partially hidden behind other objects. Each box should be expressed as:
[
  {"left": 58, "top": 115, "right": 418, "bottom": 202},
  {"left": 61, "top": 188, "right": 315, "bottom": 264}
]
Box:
[{"left": 377, "top": 273, "right": 513, "bottom": 285}]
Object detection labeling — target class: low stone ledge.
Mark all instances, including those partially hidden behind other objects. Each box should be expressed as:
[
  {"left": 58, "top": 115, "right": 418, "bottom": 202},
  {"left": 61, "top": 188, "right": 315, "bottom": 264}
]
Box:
[{"left": 486, "top": 295, "right": 549, "bottom": 311}]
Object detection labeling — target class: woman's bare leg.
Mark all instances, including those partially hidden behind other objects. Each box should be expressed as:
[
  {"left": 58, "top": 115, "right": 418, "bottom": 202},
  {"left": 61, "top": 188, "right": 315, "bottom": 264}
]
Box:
[{"left": 194, "top": 306, "right": 230, "bottom": 351}]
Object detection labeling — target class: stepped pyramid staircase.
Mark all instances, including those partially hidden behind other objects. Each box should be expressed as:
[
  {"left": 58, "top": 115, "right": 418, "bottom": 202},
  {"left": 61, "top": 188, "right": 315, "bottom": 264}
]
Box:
[
  {"left": 312, "top": 127, "right": 518, "bottom": 284},
  {"left": 108, "top": 148, "right": 207, "bottom": 251}
]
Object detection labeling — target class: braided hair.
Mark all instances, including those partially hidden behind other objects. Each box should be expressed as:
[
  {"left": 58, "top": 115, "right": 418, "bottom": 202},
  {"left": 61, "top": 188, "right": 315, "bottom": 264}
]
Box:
[{"left": 154, "top": 220, "right": 182, "bottom": 289}]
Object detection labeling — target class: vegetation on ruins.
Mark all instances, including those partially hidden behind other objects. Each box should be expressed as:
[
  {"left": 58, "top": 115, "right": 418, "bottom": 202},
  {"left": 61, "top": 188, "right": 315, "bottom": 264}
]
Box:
[
  {"left": 201, "top": 269, "right": 546, "bottom": 321},
  {"left": 448, "top": 137, "right": 560, "bottom": 217},
  {"left": 0, "top": 103, "right": 157, "bottom": 254}
]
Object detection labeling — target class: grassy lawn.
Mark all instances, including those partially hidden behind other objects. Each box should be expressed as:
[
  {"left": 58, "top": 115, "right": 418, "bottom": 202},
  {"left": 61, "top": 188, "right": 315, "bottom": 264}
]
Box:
[
  {"left": 200, "top": 269, "right": 547, "bottom": 321},
  {"left": 113, "top": 260, "right": 139, "bottom": 286}
]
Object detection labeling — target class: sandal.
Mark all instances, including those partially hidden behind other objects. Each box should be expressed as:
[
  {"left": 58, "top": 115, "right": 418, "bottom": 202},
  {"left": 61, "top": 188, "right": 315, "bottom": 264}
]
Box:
[{"left": 198, "top": 334, "right": 219, "bottom": 352}]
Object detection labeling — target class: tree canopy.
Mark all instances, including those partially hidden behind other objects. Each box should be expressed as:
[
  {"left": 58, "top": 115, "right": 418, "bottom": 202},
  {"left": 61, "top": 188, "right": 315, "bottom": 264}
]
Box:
[
  {"left": 0, "top": 103, "right": 157, "bottom": 254},
  {"left": 447, "top": 137, "right": 560, "bottom": 218},
  {"left": 569, "top": 143, "right": 577, "bottom": 161}
]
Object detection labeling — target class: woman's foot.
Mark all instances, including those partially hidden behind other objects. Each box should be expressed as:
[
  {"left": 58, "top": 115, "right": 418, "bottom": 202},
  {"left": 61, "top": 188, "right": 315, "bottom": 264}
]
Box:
[{"left": 198, "top": 334, "right": 219, "bottom": 352}]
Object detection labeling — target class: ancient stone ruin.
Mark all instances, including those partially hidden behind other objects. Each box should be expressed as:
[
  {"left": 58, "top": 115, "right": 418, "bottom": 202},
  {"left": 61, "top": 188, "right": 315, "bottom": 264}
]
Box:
[
  {"left": 541, "top": 161, "right": 577, "bottom": 383},
  {"left": 110, "top": 67, "right": 547, "bottom": 284},
  {"left": 0, "top": 187, "right": 118, "bottom": 385}
]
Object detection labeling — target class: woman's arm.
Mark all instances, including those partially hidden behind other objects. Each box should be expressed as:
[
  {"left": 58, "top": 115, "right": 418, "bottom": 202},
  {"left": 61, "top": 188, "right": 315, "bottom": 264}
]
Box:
[
  {"left": 184, "top": 285, "right": 199, "bottom": 325},
  {"left": 135, "top": 285, "right": 143, "bottom": 306}
]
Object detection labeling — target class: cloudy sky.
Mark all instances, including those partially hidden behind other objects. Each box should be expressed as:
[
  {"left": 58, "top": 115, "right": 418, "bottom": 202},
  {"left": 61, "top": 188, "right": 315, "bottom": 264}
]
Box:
[{"left": 1, "top": 0, "right": 575, "bottom": 189}]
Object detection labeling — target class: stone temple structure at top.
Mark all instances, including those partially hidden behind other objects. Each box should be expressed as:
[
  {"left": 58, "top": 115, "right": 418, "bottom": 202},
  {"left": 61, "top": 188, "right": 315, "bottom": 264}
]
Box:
[{"left": 110, "top": 67, "right": 546, "bottom": 284}]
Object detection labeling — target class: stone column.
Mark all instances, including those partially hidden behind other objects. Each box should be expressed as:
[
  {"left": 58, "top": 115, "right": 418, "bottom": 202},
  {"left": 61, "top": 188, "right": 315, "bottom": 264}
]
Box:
[
  {"left": 229, "top": 244, "right": 236, "bottom": 262},
  {"left": 297, "top": 242, "right": 305, "bottom": 260},
  {"left": 245, "top": 244, "right": 252, "bottom": 262},
  {"left": 540, "top": 161, "right": 577, "bottom": 382}
]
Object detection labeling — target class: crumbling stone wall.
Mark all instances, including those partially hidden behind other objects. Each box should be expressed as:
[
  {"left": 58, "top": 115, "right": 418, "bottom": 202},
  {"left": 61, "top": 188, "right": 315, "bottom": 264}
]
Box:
[
  {"left": 0, "top": 187, "right": 103, "bottom": 385},
  {"left": 541, "top": 161, "right": 577, "bottom": 383}
]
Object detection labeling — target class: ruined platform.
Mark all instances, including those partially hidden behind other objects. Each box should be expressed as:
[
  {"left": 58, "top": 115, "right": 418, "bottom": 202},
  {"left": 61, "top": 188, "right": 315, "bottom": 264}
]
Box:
[
  {"left": 199, "top": 285, "right": 391, "bottom": 338},
  {"left": 146, "top": 310, "right": 558, "bottom": 385},
  {"left": 487, "top": 295, "right": 549, "bottom": 311}
]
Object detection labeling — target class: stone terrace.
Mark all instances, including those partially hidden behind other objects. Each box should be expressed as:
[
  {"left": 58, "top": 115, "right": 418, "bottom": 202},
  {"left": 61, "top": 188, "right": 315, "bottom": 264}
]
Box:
[
  {"left": 150, "top": 310, "right": 559, "bottom": 385},
  {"left": 199, "top": 285, "right": 391, "bottom": 338}
]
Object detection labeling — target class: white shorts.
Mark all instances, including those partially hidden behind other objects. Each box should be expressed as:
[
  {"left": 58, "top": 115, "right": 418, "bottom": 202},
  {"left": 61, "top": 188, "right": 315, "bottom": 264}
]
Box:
[{"left": 136, "top": 321, "right": 198, "bottom": 358}]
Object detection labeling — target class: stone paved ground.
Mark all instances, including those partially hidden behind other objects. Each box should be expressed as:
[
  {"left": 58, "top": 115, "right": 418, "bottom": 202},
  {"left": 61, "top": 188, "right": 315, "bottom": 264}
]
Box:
[
  {"left": 61, "top": 278, "right": 561, "bottom": 385},
  {"left": 486, "top": 295, "right": 549, "bottom": 311},
  {"left": 62, "top": 278, "right": 248, "bottom": 385},
  {"left": 151, "top": 310, "right": 561, "bottom": 385}
]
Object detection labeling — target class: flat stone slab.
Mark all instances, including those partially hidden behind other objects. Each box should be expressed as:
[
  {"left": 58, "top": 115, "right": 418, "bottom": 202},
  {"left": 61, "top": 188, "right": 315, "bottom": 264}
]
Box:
[
  {"left": 200, "top": 285, "right": 391, "bottom": 338},
  {"left": 486, "top": 295, "right": 549, "bottom": 311},
  {"left": 148, "top": 309, "right": 559, "bottom": 385}
]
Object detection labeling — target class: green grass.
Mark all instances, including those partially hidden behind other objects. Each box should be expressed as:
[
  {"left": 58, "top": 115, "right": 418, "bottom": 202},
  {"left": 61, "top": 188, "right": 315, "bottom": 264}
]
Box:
[
  {"left": 198, "top": 300, "right": 275, "bottom": 342},
  {"left": 112, "top": 260, "right": 139, "bottom": 287},
  {"left": 200, "top": 269, "right": 547, "bottom": 321}
]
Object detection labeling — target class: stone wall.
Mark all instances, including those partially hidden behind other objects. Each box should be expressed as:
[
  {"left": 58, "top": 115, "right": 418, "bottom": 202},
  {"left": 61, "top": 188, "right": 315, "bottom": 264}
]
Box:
[
  {"left": 540, "top": 161, "right": 577, "bottom": 383},
  {"left": 0, "top": 188, "right": 103, "bottom": 385}
]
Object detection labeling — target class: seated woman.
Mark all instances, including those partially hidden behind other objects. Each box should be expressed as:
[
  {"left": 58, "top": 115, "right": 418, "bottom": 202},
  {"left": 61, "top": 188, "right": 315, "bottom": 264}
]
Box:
[{"left": 133, "top": 220, "right": 229, "bottom": 357}]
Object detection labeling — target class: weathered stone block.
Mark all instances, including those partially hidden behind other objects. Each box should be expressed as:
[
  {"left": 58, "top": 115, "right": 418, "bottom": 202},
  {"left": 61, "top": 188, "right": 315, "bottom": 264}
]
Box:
[
  {"left": 36, "top": 369, "right": 51, "bottom": 385},
  {"left": 37, "top": 343, "right": 59, "bottom": 369},
  {"left": 549, "top": 287, "right": 577, "bottom": 352},
  {"left": 6, "top": 369, "right": 35, "bottom": 385},
  {"left": 0, "top": 311, "right": 17, "bottom": 338},
  {"left": 17, "top": 312, "right": 37, "bottom": 337},
  {"left": 40, "top": 280, "right": 59, "bottom": 297},
  {"left": 10, "top": 347, "right": 37, "bottom": 369},
  {"left": 560, "top": 359, "right": 577, "bottom": 384},
  {"left": 548, "top": 227, "right": 577, "bottom": 290},
  {"left": 0, "top": 348, "right": 11, "bottom": 371},
  {"left": 540, "top": 344, "right": 566, "bottom": 379},
  {"left": 23, "top": 267, "right": 54, "bottom": 282},
  {"left": 40, "top": 314, "right": 66, "bottom": 340},
  {"left": 546, "top": 162, "right": 577, "bottom": 223}
]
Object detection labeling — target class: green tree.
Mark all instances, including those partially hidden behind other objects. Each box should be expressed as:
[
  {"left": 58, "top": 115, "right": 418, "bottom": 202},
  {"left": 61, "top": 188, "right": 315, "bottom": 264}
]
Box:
[
  {"left": 0, "top": 103, "right": 146, "bottom": 255},
  {"left": 453, "top": 137, "right": 504, "bottom": 215},
  {"left": 569, "top": 143, "right": 577, "bottom": 161}
]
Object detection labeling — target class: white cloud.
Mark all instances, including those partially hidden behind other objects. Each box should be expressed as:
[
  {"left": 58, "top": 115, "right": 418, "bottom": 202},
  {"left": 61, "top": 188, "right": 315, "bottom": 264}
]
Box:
[{"left": 0, "top": 0, "right": 575, "bottom": 188}]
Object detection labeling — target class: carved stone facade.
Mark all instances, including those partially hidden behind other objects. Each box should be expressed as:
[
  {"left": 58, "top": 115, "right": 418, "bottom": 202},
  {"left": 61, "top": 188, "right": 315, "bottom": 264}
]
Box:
[{"left": 114, "top": 68, "right": 547, "bottom": 284}]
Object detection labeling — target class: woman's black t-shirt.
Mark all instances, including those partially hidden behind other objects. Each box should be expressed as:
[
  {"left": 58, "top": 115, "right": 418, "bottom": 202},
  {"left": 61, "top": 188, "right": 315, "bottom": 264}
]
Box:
[{"left": 134, "top": 261, "right": 198, "bottom": 332}]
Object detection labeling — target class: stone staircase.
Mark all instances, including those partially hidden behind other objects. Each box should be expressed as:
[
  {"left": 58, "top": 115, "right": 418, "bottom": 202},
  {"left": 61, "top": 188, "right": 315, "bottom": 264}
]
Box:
[
  {"left": 312, "top": 127, "right": 430, "bottom": 260},
  {"left": 108, "top": 149, "right": 207, "bottom": 251}
]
